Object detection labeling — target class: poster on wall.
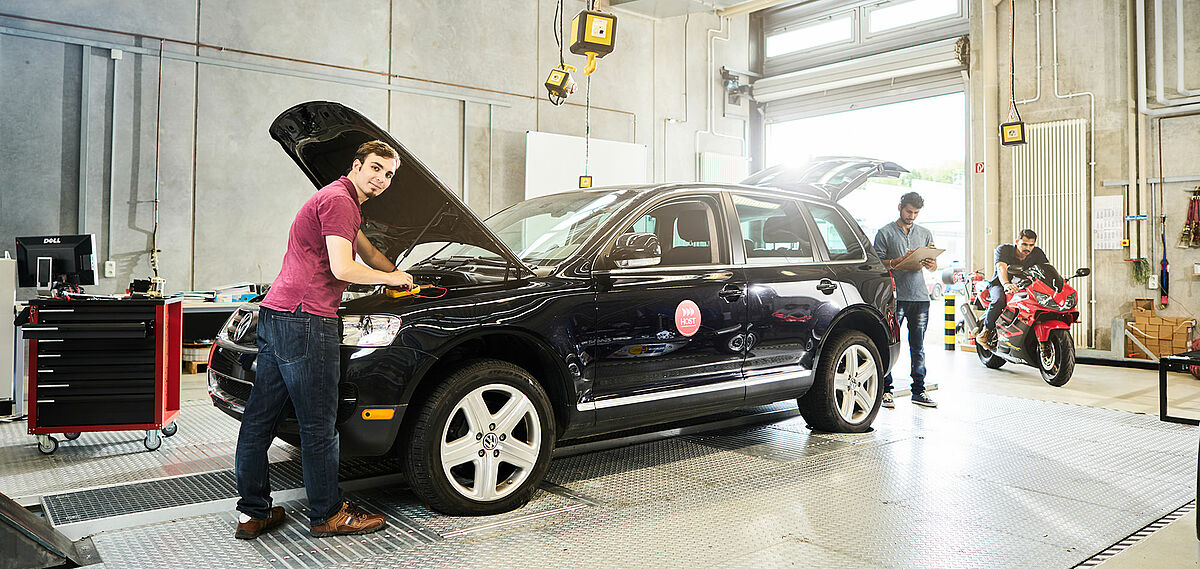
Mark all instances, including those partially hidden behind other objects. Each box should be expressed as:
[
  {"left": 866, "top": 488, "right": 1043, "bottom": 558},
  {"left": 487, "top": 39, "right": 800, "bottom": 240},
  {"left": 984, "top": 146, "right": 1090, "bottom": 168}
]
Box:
[{"left": 1092, "top": 194, "right": 1123, "bottom": 250}]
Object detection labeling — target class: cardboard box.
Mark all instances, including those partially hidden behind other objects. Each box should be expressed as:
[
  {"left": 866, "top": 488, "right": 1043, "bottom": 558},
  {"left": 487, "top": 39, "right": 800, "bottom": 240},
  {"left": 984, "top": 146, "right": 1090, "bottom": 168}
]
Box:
[
  {"left": 1133, "top": 298, "right": 1155, "bottom": 315},
  {"left": 1124, "top": 316, "right": 1196, "bottom": 359}
]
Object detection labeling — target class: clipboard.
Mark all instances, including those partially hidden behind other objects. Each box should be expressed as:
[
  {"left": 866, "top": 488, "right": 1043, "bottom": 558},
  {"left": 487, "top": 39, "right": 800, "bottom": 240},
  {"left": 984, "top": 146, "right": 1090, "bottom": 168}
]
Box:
[{"left": 891, "top": 246, "right": 944, "bottom": 271}]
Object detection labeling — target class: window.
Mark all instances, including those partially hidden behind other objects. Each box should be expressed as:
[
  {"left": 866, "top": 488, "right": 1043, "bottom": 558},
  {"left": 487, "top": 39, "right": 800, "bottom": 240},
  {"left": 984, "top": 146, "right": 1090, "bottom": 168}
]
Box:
[
  {"left": 765, "top": 13, "right": 854, "bottom": 58},
  {"left": 619, "top": 199, "right": 723, "bottom": 267},
  {"left": 807, "top": 203, "right": 865, "bottom": 261},
  {"left": 867, "top": 0, "right": 960, "bottom": 34},
  {"left": 732, "top": 195, "right": 814, "bottom": 264}
]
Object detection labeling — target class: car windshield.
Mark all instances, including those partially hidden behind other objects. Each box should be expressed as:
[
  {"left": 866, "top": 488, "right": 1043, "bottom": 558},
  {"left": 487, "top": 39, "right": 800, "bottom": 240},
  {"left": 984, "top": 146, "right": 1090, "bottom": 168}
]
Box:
[{"left": 403, "top": 191, "right": 637, "bottom": 271}]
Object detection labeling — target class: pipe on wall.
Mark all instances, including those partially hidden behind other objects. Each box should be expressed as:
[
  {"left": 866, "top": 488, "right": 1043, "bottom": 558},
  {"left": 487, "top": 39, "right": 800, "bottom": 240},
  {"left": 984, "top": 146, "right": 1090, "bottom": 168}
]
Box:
[
  {"left": 1050, "top": 0, "right": 1097, "bottom": 347},
  {"left": 1013, "top": 0, "right": 1041, "bottom": 106},
  {"left": 1135, "top": 0, "right": 1200, "bottom": 116},
  {"left": 78, "top": 46, "right": 90, "bottom": 235},
  {"left": 980, "top": 0, "right": 1001, "bottom": 273},
  {"left": 693, "top": 15, "right": 747, "bottom": 181},
  {"left": 1174, "top": 0, "right": 1200, "bottom": 96},
  {"left": 1153, "top": 0, "right": 1200, "bottom": 106}
]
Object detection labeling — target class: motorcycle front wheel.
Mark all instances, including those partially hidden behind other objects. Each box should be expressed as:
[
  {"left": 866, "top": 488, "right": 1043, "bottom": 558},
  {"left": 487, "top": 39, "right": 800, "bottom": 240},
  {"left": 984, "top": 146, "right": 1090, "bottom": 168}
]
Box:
[{"left": 1038, "top": 328, "right": 1075, "bottom": 387}]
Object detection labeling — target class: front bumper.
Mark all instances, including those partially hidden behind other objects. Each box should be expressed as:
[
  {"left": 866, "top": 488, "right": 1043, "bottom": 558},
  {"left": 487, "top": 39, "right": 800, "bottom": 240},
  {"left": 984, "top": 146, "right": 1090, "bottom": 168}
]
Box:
[{"left": 208, "top": 341, "right": 434, "bottom": 457}]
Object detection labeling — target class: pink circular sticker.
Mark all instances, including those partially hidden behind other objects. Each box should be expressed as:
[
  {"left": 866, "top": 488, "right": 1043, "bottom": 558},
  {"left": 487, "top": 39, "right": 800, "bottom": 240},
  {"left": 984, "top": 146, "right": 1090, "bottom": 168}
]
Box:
[{"left": 675, "top": 300, "right": 701, "bottom": 337}]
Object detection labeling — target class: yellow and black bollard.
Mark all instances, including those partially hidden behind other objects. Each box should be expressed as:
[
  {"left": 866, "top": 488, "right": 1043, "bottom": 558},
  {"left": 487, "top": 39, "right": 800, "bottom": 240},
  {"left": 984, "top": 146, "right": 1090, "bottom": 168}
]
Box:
[{"left": 944, "top": 293, "right": 956, "bottom": 351}]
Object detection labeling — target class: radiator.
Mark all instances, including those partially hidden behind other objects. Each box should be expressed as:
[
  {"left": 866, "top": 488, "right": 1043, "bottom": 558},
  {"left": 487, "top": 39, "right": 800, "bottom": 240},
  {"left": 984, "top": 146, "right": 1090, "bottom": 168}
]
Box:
[
  {"left": 698, "top": 152, "right": 749, "bottom": 184},
  {"left": 1010, "top": 118, "right": 1089, "bottom": 346}
]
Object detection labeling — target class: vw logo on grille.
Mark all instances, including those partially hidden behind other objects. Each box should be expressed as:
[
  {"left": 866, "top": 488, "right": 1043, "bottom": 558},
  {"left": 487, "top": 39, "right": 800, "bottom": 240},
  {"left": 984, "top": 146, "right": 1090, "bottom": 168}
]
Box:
[
  {"left": 232, "top": 313, "right": 254, "bottom": 343},
  {"left": 481, "top": 432, "right": 499, "bottom": 451}
]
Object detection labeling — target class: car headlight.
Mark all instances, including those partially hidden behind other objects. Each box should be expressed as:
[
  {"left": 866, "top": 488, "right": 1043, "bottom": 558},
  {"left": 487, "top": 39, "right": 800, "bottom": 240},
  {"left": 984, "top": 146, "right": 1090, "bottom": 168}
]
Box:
[
  {"left": 1031, "top": 290, "right": 1059, "bottom": 310},
  {"left": 1061, "top": 291, "right": 1077, "bottom": 310},
  {"left": 342, "top": 314, "right": 402, "bottom": 347}
]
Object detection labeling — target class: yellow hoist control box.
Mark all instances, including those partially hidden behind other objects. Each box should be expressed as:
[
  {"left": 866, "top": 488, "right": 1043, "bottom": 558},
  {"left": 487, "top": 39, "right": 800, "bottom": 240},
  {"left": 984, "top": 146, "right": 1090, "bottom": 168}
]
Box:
[{"left": 570, "top": 9, "right": 617, "bottom": 75}]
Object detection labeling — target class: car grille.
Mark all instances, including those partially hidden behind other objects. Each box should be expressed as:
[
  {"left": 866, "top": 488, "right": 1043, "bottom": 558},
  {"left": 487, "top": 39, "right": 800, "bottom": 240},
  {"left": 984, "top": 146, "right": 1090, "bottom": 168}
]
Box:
[
  {"left": 210, "top": 368, "right": 252, "bottom": 405},
  {"left": 211, "top": 367, "right": 358, "bottom": 425}
]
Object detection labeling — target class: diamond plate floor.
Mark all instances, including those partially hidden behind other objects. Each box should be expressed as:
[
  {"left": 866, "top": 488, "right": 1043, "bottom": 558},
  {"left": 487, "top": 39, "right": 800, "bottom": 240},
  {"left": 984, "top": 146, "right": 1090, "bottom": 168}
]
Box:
[
  {"left": 38, "top": 390, "right": 1193, "bottom": 569},
  {"left": 0, "top": 400, "right": 299, "bottom": 504}
]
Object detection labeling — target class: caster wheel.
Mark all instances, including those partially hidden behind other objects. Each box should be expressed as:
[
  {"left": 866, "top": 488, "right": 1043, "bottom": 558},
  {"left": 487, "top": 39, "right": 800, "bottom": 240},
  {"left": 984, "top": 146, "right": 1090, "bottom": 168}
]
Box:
[
  {"left": 144, "top": 430, "right": 162, "bottom": 451},
  {"left": 37, "top": 435, "right": 58, "bottom": 455},
  {"left": 64, "top": 432, "right": 80, "bottom": 441},
  {"left": 161, "top": 422, "right": 178, "bottom": 437}
]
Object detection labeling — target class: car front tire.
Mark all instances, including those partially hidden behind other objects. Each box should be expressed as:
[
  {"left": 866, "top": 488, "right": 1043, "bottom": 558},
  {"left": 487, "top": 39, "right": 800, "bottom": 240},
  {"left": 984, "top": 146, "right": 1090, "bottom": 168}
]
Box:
[
  {"left": 799, "top": 330, "right": 882, "bottom": 433},
  {"left": 403, "top": 359, "right": 555, "bottom": 515}
]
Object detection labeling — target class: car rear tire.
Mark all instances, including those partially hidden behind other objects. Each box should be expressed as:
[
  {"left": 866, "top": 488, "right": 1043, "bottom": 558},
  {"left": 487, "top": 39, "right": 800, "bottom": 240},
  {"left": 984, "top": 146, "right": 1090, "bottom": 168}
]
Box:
[
  {"left": 403, "top": 359, "right": 555, "bottom": 515},
  {"left": 1038, "top": 328, "right": 1075, "bottom": 387},
  {"left": 798, "top": 331, "right": 882, "bottom": 433}
]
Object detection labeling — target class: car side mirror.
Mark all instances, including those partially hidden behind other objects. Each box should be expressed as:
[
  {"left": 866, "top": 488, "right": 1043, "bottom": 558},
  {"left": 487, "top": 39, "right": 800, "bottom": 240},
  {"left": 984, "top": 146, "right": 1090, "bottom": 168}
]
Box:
[
  {"left": 1074, "top": 267, "right": 1091, "bottom": 278},
  {"left": 609, "top": 232, "right": 661, "bottom": 269}
]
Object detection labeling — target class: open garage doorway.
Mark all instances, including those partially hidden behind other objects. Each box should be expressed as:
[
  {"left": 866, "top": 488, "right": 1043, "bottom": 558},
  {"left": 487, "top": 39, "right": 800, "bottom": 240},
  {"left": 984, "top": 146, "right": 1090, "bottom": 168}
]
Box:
[{"left": 765, "top": 91, "right": 967, "bottom": 300}]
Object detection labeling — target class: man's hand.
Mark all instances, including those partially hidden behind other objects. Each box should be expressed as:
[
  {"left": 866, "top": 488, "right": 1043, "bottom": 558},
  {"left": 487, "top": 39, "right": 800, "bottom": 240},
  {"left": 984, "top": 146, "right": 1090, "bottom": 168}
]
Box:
[
  {"left": 383, "top": 270, "right": 414, "bottom": 289},
  {"left": 1003, "top": 282, "right": 1018, "bottom": 294},
  {"left": 919, "top": 258, "right": 936, "bottom": 271}
]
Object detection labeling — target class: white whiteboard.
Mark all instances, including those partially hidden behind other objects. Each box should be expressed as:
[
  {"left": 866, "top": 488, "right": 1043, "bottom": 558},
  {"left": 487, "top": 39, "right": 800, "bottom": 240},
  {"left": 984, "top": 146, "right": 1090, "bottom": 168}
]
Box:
[{"left": 524, "top": 131, "right": 648, "bottom": 199}]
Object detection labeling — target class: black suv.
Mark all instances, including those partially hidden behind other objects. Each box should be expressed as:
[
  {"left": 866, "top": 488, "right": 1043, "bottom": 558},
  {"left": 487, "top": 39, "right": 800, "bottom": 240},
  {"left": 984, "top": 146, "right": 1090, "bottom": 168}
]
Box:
[{"left": 209, "top": 101, "right": 903, "bottom": 516}]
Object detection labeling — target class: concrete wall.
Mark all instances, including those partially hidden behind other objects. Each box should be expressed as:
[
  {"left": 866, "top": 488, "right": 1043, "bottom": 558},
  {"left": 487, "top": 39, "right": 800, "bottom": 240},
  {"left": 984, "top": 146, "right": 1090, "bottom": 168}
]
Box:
[
  {"left": 969, "top": 0, "right": 1200, "bottom": 351},
  {"left": 0, "top": 1, "right": 750, "bottom": 296}
]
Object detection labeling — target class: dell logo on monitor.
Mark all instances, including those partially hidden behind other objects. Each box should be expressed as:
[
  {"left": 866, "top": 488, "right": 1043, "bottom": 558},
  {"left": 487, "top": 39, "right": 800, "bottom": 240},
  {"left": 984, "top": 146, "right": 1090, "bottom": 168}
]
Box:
[{"left": 43, "top": 238, "right": 61, "bottom": 244}]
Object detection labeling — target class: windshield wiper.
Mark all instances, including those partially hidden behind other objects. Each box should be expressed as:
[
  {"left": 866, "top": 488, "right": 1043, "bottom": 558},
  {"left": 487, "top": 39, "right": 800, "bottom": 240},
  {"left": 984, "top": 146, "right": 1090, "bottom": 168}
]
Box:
[{"left": 412, "top": 256, "right": 508, "bottom": 270}]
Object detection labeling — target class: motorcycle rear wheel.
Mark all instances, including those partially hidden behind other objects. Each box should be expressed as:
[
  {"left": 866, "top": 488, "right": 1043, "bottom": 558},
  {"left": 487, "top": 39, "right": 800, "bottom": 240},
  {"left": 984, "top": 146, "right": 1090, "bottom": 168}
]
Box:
[{"left": 1038, "top": 328, "right": 1075, "bottom": 387}]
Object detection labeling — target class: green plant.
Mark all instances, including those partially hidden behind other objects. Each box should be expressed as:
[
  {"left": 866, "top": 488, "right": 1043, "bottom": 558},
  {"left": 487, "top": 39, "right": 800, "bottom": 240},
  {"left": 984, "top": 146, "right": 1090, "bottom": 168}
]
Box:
[{"left": 1131, "top": 258, "right": 1151, "bottom": 284}]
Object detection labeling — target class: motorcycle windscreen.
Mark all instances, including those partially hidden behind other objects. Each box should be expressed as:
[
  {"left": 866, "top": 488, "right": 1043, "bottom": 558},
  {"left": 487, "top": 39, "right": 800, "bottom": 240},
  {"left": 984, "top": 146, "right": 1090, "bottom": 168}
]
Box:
[{"left": 1028, "top": 264, "right": 1065, "bottom": 292}]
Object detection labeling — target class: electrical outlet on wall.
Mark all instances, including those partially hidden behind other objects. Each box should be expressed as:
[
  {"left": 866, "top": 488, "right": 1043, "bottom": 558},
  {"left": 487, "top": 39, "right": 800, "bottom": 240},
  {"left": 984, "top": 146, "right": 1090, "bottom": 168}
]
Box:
[
  {"left": 104, "top": 260, "right": 116, "bottom": 278},
  {"left": 1147, "top": 278, "right": 1158, "bottom": 290}
]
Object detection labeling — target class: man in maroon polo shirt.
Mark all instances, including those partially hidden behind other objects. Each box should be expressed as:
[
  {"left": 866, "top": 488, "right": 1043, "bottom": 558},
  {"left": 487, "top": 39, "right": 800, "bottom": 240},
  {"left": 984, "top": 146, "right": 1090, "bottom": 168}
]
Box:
[{"left": 234, "top": 140, "right": 413, "bottom": 539}]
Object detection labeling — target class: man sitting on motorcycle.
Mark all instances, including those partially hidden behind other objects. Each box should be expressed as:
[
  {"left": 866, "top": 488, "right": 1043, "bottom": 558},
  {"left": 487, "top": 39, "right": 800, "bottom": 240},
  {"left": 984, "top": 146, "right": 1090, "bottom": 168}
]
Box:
[{"left": 977, "top": 229, "right": 1049, "bottom": 348}]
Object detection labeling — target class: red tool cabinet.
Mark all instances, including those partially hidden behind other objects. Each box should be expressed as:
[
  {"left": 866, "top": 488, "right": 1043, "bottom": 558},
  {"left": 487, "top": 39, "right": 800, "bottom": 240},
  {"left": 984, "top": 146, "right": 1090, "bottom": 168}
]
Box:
[{"left": 24, "top": 297, "right": 182, "bottom": 454}]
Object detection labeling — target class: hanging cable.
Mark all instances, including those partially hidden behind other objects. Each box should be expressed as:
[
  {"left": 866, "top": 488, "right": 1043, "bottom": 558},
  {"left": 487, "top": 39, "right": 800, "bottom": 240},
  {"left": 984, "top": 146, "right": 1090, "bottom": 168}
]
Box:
[
  {"left": 545, "top": 0, "right": 575, "bottom": 106},
  {"left": 151, "top": 39, "right": 164, "bottom": 278},
  {"left": 585, "top": 75, "right": 591, "bottom": 177},
  {"left": 1007, "top": 0, "right": 1022, "bottom": 123}
]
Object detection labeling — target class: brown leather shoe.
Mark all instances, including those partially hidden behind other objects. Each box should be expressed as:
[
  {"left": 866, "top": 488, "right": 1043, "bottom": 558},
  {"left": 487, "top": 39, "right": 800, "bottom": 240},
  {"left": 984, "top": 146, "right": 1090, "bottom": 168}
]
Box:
[
  {"left": 234, "top": 506, "right": 285, "bottom": 539},
  {"left": 310, "top": 501, "right": 387, "bottom": 538},
  {"left": 976, "top": 327, "right": 996, "bottom": 349}
]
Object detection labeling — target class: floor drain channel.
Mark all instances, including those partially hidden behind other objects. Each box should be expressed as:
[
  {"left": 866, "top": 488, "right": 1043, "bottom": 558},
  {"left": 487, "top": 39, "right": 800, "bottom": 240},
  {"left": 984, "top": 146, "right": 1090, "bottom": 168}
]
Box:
[{"left": 1073, "top": 500, "right": 1196, "bottom": 568}]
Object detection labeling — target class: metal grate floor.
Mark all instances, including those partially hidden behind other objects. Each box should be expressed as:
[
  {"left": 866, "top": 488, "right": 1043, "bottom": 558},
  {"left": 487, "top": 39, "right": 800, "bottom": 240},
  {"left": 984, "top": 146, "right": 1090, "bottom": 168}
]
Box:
[{"left": 16, "top": 391, "right": 1199, "bottom": 569}]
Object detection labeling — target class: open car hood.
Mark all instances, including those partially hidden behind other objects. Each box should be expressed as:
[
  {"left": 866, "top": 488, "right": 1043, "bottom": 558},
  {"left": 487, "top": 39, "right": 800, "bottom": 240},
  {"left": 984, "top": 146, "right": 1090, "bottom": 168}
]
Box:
[
  {"left": 269, "top": 101, "right": 532, "bottom": 278},
  {"left": 741, "top": 157, "right": 908, "bottom": 201}
]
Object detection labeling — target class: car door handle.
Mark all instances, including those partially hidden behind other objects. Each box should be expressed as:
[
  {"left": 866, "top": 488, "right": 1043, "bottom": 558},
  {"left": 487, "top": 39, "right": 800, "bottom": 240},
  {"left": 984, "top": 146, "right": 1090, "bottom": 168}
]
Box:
[
  {"left": 817, "top": 279, "right": 838, "bottom": 295},
  {"left": 718, "top": 284, "right": 745, "bottom": 302}
]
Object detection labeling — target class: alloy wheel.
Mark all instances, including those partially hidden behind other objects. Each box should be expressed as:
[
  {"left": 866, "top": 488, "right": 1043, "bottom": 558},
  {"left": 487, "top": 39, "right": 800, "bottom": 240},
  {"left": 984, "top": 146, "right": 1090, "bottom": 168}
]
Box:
[
  {"left": 832, "top": 344, "right": 878, "bottom": 424},
  {"left": 439, "top": 383, "right": 542, "bottom": 502}
]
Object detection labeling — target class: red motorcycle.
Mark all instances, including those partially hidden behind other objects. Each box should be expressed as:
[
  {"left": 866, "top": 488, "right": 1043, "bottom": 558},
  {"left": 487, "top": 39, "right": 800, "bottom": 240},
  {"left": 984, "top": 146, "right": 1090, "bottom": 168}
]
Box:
[{"left": 961, "top": 263, "right": 1091, "bottom": 386}]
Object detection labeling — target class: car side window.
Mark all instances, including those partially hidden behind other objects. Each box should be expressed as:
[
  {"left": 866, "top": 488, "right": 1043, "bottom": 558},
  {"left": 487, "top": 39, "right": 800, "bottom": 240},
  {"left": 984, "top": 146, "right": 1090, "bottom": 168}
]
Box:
[
  {"left": 732, "top": 195, "right": 814, "bottom": 264},
  {"left": 807, "top": 203, "right": 865, "bottom": 261},
  {"left": 617, "top": 199, "right": 725, "bottom": 267}
]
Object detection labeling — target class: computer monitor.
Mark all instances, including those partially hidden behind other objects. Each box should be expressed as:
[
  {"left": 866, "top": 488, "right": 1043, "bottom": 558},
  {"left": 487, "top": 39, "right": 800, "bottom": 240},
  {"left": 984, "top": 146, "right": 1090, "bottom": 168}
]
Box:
[{"left": 15, "top": 234, "right": 98, "bottom": 291}]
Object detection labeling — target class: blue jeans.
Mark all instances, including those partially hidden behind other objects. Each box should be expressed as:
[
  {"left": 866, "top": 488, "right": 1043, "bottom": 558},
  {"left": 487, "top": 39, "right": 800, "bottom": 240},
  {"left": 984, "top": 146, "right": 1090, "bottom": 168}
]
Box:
[
  {"left": 235, "top": 307, "right": 343, "bottom": 526},
  {"left": 884, "top": 301, "right": 928, "bottom": 394},
  {"left": 984, "top": 284, "right": 1007, "bottom": 329}
]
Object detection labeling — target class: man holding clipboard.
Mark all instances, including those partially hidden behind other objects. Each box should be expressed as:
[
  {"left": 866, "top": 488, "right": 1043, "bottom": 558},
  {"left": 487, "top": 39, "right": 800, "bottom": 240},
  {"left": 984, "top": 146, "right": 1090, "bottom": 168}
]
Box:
[{"left": 872, "top": 192, "right": 943, "bottom": 409}]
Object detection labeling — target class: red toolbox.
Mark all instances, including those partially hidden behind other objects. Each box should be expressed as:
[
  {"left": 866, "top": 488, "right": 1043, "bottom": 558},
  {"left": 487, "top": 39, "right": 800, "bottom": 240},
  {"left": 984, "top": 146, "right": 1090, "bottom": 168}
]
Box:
[{"left": 24, "top": 297, "right": 182, "bottom": 453}]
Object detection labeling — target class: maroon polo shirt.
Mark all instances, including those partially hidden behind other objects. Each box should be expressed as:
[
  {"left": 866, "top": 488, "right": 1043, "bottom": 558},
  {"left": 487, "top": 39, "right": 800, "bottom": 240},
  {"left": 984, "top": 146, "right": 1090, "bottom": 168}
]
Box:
[{"left": 261, "top": 176, "right": 361, "bottom": 318}]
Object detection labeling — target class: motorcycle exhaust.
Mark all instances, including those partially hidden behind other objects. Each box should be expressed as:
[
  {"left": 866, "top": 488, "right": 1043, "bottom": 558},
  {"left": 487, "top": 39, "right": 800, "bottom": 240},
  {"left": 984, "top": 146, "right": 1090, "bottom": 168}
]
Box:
[{"left": 959, "top": 303, "right": 980, "bottom": 332}]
